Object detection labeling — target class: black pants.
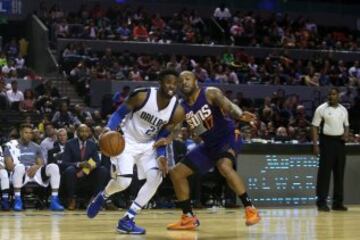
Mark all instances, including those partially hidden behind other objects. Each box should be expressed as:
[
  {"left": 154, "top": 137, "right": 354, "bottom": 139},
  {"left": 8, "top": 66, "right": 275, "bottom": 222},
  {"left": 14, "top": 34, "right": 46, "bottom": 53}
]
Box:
[
  {"left": 316, "top": 135, "right": 346, "bottom": 206},
  {"left": 62, "top": 165, "right": 108, "bottom": 199}
]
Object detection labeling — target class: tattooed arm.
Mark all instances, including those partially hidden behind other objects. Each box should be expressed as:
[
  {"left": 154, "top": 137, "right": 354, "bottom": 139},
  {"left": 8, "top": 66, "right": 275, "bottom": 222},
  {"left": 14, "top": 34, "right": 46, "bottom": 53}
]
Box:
[{"left": 205, "top": 87, "right": 256, "bottom": 122}]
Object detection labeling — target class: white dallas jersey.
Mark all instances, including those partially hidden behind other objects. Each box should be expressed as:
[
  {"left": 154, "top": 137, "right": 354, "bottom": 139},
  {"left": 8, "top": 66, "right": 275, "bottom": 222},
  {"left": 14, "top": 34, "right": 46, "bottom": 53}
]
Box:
[{"left": 122, "top": 87, "right": 177, "bottom": 143}]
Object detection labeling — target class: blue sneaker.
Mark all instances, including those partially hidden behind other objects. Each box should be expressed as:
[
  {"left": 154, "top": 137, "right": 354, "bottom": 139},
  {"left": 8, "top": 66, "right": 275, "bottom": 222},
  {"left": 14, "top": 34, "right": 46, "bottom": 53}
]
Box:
[
  {"left": 50, "top": 196, "right": 64, "bottom": 211},
  {"left": 1, "top": 197, "right": 10, "bottom": 211},
  {"left": 86, "top": 191, "right": 105, "bottom": 218},
  {"left": 116, "top": 216, "right": 146, "bottom": 234},
  {"left": 13, "top": 197, "right": 23, "bottom": 211}
]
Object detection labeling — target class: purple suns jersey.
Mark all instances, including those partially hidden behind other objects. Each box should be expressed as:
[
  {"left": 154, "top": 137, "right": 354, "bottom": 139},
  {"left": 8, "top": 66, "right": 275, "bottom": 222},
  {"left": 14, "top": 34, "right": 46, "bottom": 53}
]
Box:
[{"left": 181, "top": 88, "right": 235, "bottom": 148}]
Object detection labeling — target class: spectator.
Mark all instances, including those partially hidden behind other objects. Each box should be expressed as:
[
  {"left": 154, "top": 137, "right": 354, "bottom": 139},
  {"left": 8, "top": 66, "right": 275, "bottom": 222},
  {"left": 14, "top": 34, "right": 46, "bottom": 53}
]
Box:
[
  {"left": 116, "top": 22, "right": 132, "bottom": 41},
  {"left": 40, "top": 123, "right": 57, "bottom": 164},
  {"left": 133, "top": 22, "right": 149, "bottom": 41},
  {"left": 0, "top": 79, "right": 8, "bottom": 110},
  {"left": 6, "top": 80, "right": 24, "bottom": 109},
  {"left": 51, "top": 102, "right": 80, "bottom": 128},
  {"left": 61, "top": 124, "right": 108, "bottom": 210},
  {"left": 19, "top": 89, "right": 35, "bottom": 112},
  {"left": 73, "top": 104, "right": 93, "bottom": 123},
  {"left": 48, "top": 128, "right": 68, "bottom": 166},
  {"left": 3, "top": 123, "right": 64, "bottom": 211},
  {"left": 0, "top": 145, "right": 10, "bottom": 210}
]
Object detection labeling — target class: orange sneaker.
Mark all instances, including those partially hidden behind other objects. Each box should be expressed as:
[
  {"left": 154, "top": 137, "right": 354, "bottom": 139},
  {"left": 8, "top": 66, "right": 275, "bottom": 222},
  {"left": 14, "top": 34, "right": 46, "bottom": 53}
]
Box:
[
  {"left": 167, "top": 214, "right": 200, "bottom": 230},
  {"left": 245, "top": 206, "right": 261, "bottom": 226}
]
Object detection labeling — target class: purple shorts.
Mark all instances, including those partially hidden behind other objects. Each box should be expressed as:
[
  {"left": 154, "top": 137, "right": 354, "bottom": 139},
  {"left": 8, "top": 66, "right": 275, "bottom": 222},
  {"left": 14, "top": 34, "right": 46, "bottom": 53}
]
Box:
[{"left": 182, "top": 131, "right": 243, "bottom": 175}]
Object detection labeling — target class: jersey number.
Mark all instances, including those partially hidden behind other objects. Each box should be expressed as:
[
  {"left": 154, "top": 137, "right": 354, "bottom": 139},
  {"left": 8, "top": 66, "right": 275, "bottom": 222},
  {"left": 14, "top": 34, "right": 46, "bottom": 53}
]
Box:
[{"left": 145, "top": 126, "right": 156, "bottom": 135}]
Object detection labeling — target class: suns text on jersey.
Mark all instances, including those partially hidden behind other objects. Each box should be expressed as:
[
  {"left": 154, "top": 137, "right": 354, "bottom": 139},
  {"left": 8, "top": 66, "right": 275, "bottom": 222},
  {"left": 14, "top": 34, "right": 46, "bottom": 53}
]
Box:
[{"left": 185, "top": 104, "right": 214, "bottom": 130}]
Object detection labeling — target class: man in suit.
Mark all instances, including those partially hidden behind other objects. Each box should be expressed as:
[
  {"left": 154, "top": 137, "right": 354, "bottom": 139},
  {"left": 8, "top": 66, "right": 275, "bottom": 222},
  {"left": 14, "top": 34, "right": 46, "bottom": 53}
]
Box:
[
  {"left": 48, "top": 128, "right": 68, "bottom": 168},
  {"left": 61, "top": 124, "right": 108, "bottom": 210}
]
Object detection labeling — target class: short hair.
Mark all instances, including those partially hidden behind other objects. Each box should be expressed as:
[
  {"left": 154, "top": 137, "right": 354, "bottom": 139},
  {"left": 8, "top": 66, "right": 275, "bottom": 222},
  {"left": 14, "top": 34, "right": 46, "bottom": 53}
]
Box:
[
  {"left": 19, "top": 123, "right": 33, "bottom": 131},
  {"left": 158, "top": 69, "right": 179, "bottom": 82},
  {"left": 329, "top": 87, "right": 340, "bottom": 93},
  {"left": 57, "top": 128, "right": 67, "bottom": 135}
]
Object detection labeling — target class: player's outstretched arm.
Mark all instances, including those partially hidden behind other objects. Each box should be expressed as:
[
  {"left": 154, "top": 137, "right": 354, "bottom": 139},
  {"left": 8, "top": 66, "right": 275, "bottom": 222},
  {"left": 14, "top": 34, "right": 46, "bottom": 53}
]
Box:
[
  {"left": 153, "top": 105, "right": 185, "bottom": 177},
  {"left": 106, "top": 89, "right": 148, "bottom": 130},
  {"left": 205, "top": 87, "right": 256, "bottom": 123}
]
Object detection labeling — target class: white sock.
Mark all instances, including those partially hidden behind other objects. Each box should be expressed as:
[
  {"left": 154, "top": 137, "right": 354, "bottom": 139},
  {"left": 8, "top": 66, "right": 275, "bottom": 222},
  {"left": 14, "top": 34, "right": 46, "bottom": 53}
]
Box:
[
  {"left": 2, "top": 192, "right": 9, "bottom": 198},
  {"left": 15, "top": 192, "right": 21, "bottom": 197},
  {"left": 52, "top": 192, "right": 58, "bottom": 197},
  {"left": 125, "top": 202, "right": 142, "bottom": 219}
]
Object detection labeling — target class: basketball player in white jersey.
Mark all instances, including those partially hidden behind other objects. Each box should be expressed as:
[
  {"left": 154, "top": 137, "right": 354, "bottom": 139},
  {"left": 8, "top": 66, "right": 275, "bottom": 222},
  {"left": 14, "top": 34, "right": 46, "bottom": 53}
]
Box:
[{"left": 87, "top": 69, "right": 184, "bottom": 234}]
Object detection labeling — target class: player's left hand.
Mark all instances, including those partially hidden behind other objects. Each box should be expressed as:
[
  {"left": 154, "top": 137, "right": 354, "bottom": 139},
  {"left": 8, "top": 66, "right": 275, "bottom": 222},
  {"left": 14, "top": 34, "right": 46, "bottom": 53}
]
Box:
[
  {"left": 239, "top": 111, "right": 257, "bottom": 123},
  {"left": 27, "top": 165, "right": 41, "bottom": 178},
  {"left": 157, "top": 156, "right": 168, "bottom": 177},
  {"left": 153, "top": 138, "right": 171, "bottom": 148}
]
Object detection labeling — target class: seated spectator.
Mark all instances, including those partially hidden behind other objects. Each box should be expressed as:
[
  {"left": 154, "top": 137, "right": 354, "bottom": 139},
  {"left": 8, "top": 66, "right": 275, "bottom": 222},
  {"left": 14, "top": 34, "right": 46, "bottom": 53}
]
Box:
[
  {"left": 3, "top": 123, "right": 64, "bottom": 211},
  {"left": 129, "top": 65, "right": 143, "bottom": 81},
  {"left": 6, "top": 80, "right": 24, "bottom": 110},
  {"left": 274, "top": 126, "right": 290, "bottom": 142},
  {"left": 0, "top": 145, "right": 10, "bottom": 210},
  {"left": 48, "top": 128, "right": 68, "bottom": 167},
  {"left": 116, "top": 22, "right": 132, "bottom": 41},
  {"left": 73, "top": 104, "right": 93, "bottom": 123},
  {"left": 0, "top": 79, "right": 8, "bottom": 110},
  {"left": 35, "top": 79, "right": 60, "bottom": 98},
  {"left": 40, "top": 123, "right": 57, "bottom": 164},
  {"left": 61, "top": 124, "right": 108, "bottom": 210},
  {"left": 133, "top": 22, "right": 149, "bottom": 41},
  {"left": 19, "top": 89, "right": 35, "bottom": 112},
  {"left": 51, "top": 102, "right": 80, "bottom": 128}
]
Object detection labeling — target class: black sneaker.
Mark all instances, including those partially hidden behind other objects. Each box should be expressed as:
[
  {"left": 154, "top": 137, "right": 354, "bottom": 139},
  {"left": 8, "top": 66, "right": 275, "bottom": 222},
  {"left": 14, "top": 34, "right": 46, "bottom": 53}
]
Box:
[
  {"left": 317, "top": 205, "right": 330, "bottom": 212},
  {"left": 332, "top": 205, "right": 348, "bottom": 211}
]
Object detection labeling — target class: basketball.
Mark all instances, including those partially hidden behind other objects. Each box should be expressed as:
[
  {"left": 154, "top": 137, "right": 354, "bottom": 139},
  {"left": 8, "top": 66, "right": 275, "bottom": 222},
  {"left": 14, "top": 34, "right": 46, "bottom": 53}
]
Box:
[{"left": 99, "top": 131, "right": 125, "bottom": 157}]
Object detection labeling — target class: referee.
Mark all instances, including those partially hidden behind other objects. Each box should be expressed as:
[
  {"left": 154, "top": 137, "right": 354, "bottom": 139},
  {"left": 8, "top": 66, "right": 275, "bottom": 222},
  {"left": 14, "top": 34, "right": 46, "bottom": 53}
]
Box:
[{"left": 312, "top": 88, "right": 349, "bottom": 212}]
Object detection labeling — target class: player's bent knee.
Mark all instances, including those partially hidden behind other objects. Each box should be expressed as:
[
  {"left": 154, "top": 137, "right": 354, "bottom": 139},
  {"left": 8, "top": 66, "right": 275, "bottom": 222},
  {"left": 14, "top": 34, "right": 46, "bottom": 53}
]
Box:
[
  {"left": 217, "top": 163, "right": 234, "bottom": 178},
  {"left": 14, "top": 164, "right": 25, "bottom": 173},
  {"left": 46, "top": 163, "right": 60, "bottom": 174},
  {"left": 115, "top": 176, "right": 132, "bottom": 190}
]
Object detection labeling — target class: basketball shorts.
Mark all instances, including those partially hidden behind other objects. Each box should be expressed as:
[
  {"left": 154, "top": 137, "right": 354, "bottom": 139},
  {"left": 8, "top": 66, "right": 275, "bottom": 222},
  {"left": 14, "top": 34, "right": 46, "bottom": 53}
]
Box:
[
  {"left": 110, "top": 135, "right": 158, "bottom": 180},
  {"left": 11, "top": 164, "right": 50, "bottom": 187},
  {"left": 182, "top": 130, "right": 243, "bottom": 175}
]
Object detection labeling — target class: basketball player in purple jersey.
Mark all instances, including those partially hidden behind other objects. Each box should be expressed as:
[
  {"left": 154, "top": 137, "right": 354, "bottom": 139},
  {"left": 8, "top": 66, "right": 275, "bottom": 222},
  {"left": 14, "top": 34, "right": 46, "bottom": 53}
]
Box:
[{"left": 165, "top": 71, "right": 261, "bottom": 230}]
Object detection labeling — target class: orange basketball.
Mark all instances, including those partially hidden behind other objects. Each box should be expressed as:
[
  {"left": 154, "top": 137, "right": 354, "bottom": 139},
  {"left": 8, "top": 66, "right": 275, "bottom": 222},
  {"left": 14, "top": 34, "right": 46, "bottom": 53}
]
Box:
[{"left": 99, "top": 131, "right": 125, "bottom": 157}]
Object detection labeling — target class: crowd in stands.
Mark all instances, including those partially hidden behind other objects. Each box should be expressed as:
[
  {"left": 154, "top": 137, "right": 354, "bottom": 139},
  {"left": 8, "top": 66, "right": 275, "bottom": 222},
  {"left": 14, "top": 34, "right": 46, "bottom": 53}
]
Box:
[
  {"left": 0, "top": 38, "right": 42, "bottom": 82},
  {"left": 38, "top": 2, "right": 360, "bottom": 50},
  {"left": 61, "top": 43, "right": 360, "bottom": 88}
]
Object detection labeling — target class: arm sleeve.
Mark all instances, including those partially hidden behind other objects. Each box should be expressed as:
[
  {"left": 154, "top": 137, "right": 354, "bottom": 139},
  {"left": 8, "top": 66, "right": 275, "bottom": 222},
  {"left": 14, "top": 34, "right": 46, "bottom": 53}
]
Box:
[
  {"left": 106, "top": 104, "right": 131, "bottom": 130},
  {"left": 312, "top": 107, "right": 322, "bottom": 127}
]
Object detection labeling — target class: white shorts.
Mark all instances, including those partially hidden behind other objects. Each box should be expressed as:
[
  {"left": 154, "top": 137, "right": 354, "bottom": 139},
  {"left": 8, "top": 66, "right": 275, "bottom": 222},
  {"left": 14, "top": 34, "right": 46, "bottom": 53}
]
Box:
[
  {"left": 110, "top": 136, "right": 158, "bottom": 180},
  {"left": 11, "top": 166, "right": 49, "bottom": 188}
]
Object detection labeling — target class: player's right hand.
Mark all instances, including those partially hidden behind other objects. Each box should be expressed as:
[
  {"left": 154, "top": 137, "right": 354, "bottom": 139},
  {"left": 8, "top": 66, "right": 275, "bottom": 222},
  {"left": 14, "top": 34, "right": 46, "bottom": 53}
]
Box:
[
  {"left": 153, "top": 138, "right": 171, "bottom": 148},
  {"left": 239, "top": 111, "right": 257, "bottom": 123},
  {"left": 157, "top": 156, "right": 168, "bottom": 177}
]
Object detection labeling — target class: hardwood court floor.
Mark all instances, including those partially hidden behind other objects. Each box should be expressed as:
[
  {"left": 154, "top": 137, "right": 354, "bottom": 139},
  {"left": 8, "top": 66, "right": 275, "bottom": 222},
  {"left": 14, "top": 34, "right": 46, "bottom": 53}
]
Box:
[{"left": 1, "top": 207, "right": 360, "bottom": 240}]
